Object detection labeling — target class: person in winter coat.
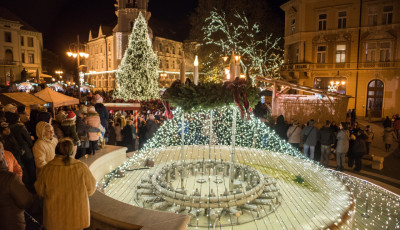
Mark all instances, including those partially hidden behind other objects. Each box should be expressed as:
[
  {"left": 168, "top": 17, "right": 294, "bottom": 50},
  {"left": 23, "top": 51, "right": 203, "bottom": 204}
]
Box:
[
  {"left": 274, "top": 115, "right": 289, "bottom": 140},
  {"left": 107, "top": 120, "right": 116, "bottom": 145},
  {"left": 365, "top": 125, "right": 374, "bottom": 155},
  {"left": 335, "top": 122, "right": 349, "bottom": 171},
  {"left": 92, "top": 94, "right": 109, "bottom": 136},
  {"left": 0, "top": 155, "right": 34, "bottom": 230},
  {"left": 348, "top": 131, "right": 367, "bottom": 171},
  {"left": 0, "top": 121, "right": 23, "bottom": 167},
  {"left": 8, "top": 113, "right": 36, "bottom": 190},
  {"left": 122, "top": 120, "right": 135, "bottom": 152},
  {"left": 145, "top": 114, "right": 158, "bottom": 142},
  {"left": 394, "top": 116, "right": 400, "bottom": 139},
  {"left": 61, "top": 111, "right": 80, "bottom": 157},
  {"left": 1, "top": 141, "right": 23, "bottom": 179},
  {"left": 53, "top": 111, "right": 66, "bottom": 140},
  {"left": 75, "top": 110, "right": 100, "bottom": 159},
  {"left": 17, "top": 105, "right": 29, "bottom": 125},
  {"left": 115, "top": 122, "right": 123, "bottom": 146},
  {"left": 85, "top": 106, "right": 101, "bottom": 155},
  {"left": 35, "top": 138, "right": 96, "bottom": 230},
  {"left": 301, "top": 119, "right": 319, "bottom": 160},
  {"left": 286, "top": 120, "right": 302, "bottom": 150},
  {"left": 383, "top": 127, "right": 396, "bottom": 152},
  {"left": 319, "top": 120, "right": 336, "bottom": 167},
  {"left": 32, "top": 121, "right": 58, "bottom": 177}
]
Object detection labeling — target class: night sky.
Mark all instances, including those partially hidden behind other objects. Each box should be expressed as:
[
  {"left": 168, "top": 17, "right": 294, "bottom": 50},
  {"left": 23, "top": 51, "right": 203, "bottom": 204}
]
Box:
[{"left": 0, "top": 0, "right": 286, "bottom": 70}]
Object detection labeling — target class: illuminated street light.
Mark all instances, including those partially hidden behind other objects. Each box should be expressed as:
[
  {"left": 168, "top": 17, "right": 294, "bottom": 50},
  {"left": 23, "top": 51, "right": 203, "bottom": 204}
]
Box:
[{"left": 67, "top": 35, "right": 89, "bottom": 101}]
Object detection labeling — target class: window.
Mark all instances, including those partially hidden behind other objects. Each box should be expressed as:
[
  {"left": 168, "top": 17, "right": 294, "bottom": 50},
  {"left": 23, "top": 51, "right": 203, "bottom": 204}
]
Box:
[
  {"left": 4, "top": 32, "right": 11, "bottom": 42},
  {"left": 295, "top": 48, "right": 299, "bottom": 63},
  {"left": 336, "top": 44, "right": 346, "bottom": 63},
  {"left": 379, "top": 42, "right": 391, "bottom": 62},
  {"left": 338, "top": 11, "right": 347, "bottom": 29},
  {"left": 20, "top": 36, "right": 24, "bottom": 46},
  {"left": 159, "top": 61, "right": 163, "bottom": 68},
  {"left": 166, "top": 47, "right": 170, "bottom": 53},
  {"left": 291, "top": 19, "right": 296, "bottom": 34},
  {"left": 383, "top": 6, "right": 393, "bottom": 25},
  {"left": 159, "top": 43, "right": 162, "bottom": 52},
  {"left": 100, "top": 45, "right": 102, "bottom": 53},
  {"left": 21, "top": 52, "right": 25, "bottom": 63},
  {"left": 365, "top": 43, "right": 376, "bottom": 62},
  {"left": 28, "top": 53, "right": 34, "bottom": 64},
  {"left": 166, "top": 60, "right": 169, "bottom": 68},
  {"left": 28, "top": 37, "right": 34, "bottom": 47},
  {"left": 108, "top": 58, "right": 111, "bottom": 68},
  {"left": 5, "top": 49, "right": 13, "bottom": 62},
  {"left": 172, "top": 60, "right": 175, "bottom": 69},
  {"left": 368, "top": 8, "right": 377, "bottom": 26},
  {"left": 172, "top": 47, "right": 175, "bottom": 54},
  {"left": 318, "top": 14, "right": 327, "bottom": 30},
  {"left": 317, "top": 45, "right": 326, "bottom": 63}
]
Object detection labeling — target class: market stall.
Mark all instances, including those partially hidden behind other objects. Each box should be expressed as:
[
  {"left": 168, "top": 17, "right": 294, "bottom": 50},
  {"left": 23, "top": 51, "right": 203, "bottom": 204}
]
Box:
[
  {"left": 34, "top": 87, "right": 79, "bottom": 108},
  {"left": 0, "top": 92, "right": 47, "bottom": 107}
]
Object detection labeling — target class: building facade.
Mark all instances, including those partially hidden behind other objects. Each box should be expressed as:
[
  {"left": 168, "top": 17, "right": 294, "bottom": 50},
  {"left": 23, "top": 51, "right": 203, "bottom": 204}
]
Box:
[
  {"left": 84, "top": 0, "right": 185, "bottom": 91},
  {"left": 280, "top": 0, "right": 400, "bottom": 118},
  {"left": 0, "top": 8, "right": 44, "bottom": 85}
]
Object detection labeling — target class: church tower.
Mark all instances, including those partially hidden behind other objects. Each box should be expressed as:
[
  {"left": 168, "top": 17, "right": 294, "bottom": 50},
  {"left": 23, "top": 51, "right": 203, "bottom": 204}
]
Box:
[{"left": 113, "top": 0, "right": 152, "bottom": 61}]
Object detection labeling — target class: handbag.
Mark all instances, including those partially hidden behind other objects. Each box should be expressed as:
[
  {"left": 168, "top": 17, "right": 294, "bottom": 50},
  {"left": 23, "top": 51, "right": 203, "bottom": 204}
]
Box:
[{"left": 79, "top": 135, "right": 90, "bottom": 148}]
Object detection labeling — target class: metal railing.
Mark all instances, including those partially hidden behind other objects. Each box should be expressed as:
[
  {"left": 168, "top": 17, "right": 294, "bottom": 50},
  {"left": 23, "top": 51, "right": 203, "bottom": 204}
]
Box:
[{"left": 281, "top": 61, "right": 400, "bottom": 71}]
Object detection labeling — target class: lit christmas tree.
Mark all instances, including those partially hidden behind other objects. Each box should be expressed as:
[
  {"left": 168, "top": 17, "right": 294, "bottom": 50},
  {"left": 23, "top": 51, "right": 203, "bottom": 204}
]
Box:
[{"left": 114, "top": 12, "right": 160, "bottom": 101}]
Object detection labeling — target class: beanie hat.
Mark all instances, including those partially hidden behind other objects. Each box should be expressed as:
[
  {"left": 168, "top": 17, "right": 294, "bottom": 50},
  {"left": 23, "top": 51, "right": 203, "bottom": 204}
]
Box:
[
  {"left": 55, "top": 111, "right": 67, "bottom": 123},
  {"left": 66, "top": 111, "right": 76, "bottom": 120},
  {"left": 80, "top": 105, "right": 88, "bottom": 114},
  {"left": 4, "top": 104, "right": 17, "bottom": 113},
  {"left": 88, "top": 106, "right": 96, "bottom": 113},
  {"left": 17, "top": 105, "right": 26, "bottom": 114},
  {"left": 93, "top": 94, "right": 103, "bottom": 104}
]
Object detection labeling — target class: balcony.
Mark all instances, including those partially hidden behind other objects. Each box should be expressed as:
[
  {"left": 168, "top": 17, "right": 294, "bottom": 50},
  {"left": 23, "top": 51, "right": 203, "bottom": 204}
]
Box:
[
  {"left": 280, "top": 64, "right": 310, "bottom": 71},
  {"left": 0, "top": 59, "right": 17, "bottom": 66},
  {"left": 281, "top": 62, "right": 400, "bottom": 71}
]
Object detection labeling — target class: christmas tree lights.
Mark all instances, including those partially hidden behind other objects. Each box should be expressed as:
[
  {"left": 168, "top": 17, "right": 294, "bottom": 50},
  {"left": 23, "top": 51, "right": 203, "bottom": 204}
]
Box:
[{"left": 114, "top": 12, "right": 160, "bottom": 101}]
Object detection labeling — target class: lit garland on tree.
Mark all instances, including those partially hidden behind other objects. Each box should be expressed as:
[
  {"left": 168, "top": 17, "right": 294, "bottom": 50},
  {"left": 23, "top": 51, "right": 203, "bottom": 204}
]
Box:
[
  {"left": 199, "top": 10, "right": 284, "bottom": 84},
  {"left": 114, "top": 12, "right": 160, "bottom": 101}
]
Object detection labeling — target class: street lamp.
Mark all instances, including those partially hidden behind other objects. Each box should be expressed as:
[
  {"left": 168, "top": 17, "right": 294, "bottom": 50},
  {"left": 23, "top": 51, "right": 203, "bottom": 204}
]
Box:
[
  {"left": 55, "top": 70, "right": 63, "bottom": 82},
  {"left": 66, "top": 35, "right": 89, "bottom": 102}
]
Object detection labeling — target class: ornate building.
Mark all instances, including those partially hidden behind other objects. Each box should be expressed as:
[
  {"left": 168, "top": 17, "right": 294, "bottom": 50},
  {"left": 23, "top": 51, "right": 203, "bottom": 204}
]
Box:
[
  {"left": 280, "top": 0, "right": 400, "bottom": 119},
  {"left": 0, "top": 7, "right": 45, "bottom": 85},
  {"left": 84, "top": 0, "right": 185, "bottom": 91}
]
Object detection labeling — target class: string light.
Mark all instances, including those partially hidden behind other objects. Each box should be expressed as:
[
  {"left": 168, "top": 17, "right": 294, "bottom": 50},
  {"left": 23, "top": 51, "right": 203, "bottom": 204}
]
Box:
[{"left": 98, "top": 106, "right": 400, "bottom": 229}]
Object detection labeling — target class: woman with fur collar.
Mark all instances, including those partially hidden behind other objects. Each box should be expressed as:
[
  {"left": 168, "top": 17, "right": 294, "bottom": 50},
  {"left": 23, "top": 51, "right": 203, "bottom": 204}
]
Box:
[
  {"left": 32, "top": 121, "right": 58, "bottom": 177},
  {"left": 61, "top": 111, "right": 80, "bottom": 157}
]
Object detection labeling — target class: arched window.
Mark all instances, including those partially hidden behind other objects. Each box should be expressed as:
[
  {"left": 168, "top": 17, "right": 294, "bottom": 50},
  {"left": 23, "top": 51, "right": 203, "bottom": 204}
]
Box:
[
  {"left": 130, "top": 21, "right": 134, "bottom": 32},
  {"left": 5, "top": 49, "right": 13, "bottom": 62},
  {"left": 366, "top": 79, "right": 384, "bottom": 118}
]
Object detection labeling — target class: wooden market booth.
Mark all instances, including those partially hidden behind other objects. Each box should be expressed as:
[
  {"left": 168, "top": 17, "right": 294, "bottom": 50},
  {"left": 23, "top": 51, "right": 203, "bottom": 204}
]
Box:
[
  {"left": 0, "top": 92, "right": 47, "bottom": 108},
  {"left": 257, "top": 76, "right": 352, "bottom": 126}
]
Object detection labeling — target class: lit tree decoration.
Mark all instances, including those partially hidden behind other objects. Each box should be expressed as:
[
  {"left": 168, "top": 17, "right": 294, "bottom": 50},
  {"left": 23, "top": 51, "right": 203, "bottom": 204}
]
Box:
[
  {"left": 200, "top": 10, "right": 284, "bottom": 84},
  {"left": 114, "top": 12, "right": 160, "bottom": 101}
]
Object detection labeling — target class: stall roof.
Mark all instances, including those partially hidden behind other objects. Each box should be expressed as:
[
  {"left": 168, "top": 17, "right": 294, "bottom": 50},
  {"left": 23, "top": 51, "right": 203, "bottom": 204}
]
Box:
[
  {"left": 0, "top": 93, "right": 47, "bottom": 106},
  {"left": 34, "top": 87, "right": 79, "bottom": 107}
]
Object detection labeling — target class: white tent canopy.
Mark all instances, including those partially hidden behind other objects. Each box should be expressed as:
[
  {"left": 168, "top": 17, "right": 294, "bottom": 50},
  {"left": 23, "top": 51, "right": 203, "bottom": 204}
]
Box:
[{"left": 34, "top": 87, "right": 79, "bottom": 107}]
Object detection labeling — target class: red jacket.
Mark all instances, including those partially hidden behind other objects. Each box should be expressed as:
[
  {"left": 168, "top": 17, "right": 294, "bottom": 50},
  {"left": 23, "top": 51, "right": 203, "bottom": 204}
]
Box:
[{"left": 3, "top": 150, "right": 23, "bottom": 179}]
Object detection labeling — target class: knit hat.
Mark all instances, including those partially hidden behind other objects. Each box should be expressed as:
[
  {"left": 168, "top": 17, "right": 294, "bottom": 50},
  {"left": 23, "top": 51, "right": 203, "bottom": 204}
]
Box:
[
  {"left": 80, "top": 105, "right": 88, "bottom": 114},
  {"left": 88, "top": 106, "right": 96, "bottom": 113},
  {"left": 55, "top": 111, "right": 67, "bottom": 123},
  {"left": 4, "top": 104, "right": 17, "bottom": 113},
  {"left": 66, "top": 111, "right": 76, "bottom": 120},
  {"left": 93, "top": 94, "right": 103, "bottom": 104}
]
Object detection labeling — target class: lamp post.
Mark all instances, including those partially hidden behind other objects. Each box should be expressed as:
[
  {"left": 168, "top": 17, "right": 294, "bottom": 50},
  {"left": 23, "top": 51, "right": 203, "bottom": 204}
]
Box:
[{"left": 66, "top": 35, "right": 89, "bottom": 102}]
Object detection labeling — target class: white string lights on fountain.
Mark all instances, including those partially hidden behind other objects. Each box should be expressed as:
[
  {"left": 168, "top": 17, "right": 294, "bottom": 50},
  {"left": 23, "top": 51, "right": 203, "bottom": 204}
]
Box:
[{"left": 100, "top": 106, "right": 400, "bottom": 229}]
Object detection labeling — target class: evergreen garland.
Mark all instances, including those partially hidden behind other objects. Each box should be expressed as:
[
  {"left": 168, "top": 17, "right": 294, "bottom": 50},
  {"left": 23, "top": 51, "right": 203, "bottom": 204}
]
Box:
[
  {"left": 162, "top": 80, "right": 260, "bottom": 113},
  {"left": 114, "top": 12, "right": 160, "bottom": 101}
]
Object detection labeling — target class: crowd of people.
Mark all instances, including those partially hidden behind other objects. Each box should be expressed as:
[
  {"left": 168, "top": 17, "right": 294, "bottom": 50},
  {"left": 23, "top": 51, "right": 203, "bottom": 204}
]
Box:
[
  {"left": 273, "top": 111, "right": 399, "bottom": 172},
  {"left": 0, "top": 92, "right": 164, "bottom": 229}
]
